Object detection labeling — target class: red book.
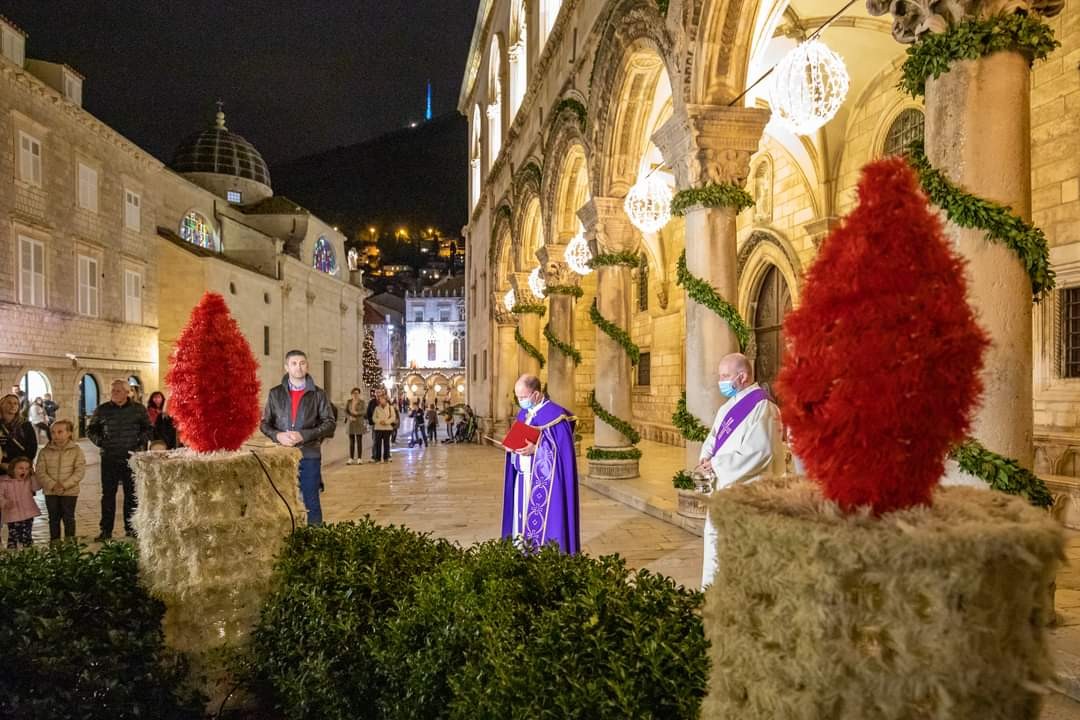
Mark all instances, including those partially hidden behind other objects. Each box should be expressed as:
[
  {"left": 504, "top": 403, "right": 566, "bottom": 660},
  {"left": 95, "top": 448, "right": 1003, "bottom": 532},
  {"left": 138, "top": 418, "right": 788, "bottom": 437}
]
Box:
[{"left": 501, "top": 420, "right": 541, "bottom": 452}]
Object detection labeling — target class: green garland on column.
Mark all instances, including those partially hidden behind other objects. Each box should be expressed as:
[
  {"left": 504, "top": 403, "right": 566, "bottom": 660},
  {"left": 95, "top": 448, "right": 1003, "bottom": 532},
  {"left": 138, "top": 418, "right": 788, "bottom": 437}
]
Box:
[
  {"left": 511, "top": 302, "right": 546, "bottom": 316},
  {"left": 514, "top": 327, "right": 545, "bottom": 369},
  {"left": 899, "top": 16, "right": 1056, "bottom": 507},
  {"left": 588, "top": 251, "right": 642, "bottom": 269},
  {"left": 589, "top": 300, "right": 641, "bottom": 366},
  {"left": 587, "top": 390, "right": 642, "bottom": 462},
  {"left": 544, "top": 284, "right": 585, "bottom": 298},
  {"left": 671, "top": 391, "right": 709, "bottom": 443},
  {"left": 544, "top": 323, "right": 582, "bottom": 366},
  {"left": 676, "top": 251, "right": 751, "bottom": 351},
  {"left": 671, "top": 182, "right": 754, "bottom": 216}
]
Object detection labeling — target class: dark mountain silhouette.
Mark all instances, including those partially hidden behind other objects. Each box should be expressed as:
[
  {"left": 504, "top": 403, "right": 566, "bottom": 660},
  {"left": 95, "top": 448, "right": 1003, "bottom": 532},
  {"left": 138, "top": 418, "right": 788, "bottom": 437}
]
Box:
[{"left": 271, "top": 112, "right": 468, "bottom": 238}]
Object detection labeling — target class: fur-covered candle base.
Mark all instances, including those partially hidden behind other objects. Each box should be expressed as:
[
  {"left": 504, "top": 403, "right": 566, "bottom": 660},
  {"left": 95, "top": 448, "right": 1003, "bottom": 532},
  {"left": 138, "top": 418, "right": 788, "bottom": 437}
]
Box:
[
  {"left": 704, "top": 478, "right": 1063, "bottom": 720},
  {"left": 131, "top": 446, "right": 304, "bottom": 703}
]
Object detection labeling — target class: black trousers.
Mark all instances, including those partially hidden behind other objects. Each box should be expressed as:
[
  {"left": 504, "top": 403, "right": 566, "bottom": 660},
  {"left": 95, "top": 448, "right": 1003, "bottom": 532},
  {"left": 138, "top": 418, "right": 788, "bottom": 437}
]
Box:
[
  {"left": 100, "top": 456, "right": 136, "bottom": 537},
  {"left": 427, "top": 422, "right": 437, "bottom": 442},
  {"left": 45, "top": 495, "right": 77, "bottom": 540},
  {"left": 373, "top": 430, "right": 392, "bottom": 461},
  {"left": 349, "top": 433, "right": 364, "bottom": 460},
  {"left": 411, "top": 422, "right": 427, "bottom": 446},
  {"left": 6, "top": 519, "right": 32, "bottom": 548}
]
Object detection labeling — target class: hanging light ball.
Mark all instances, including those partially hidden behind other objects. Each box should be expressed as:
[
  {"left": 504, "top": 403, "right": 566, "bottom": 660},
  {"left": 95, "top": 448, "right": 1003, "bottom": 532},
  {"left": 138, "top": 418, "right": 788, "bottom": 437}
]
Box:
[
  {"left": 768, "top": 38, "right": 849, "bottom": 136},
  {"left": 503, "top": 288, "right": 516, "bottom": 312},
  {"left": 623, "top": 174, "right": 673, "bottom": 234},
  {"left": 528, "top": 266, "right": 547, "bottom": 298},
  {"left": 564, "top": 232, "right": 594, "bottom": 276}
]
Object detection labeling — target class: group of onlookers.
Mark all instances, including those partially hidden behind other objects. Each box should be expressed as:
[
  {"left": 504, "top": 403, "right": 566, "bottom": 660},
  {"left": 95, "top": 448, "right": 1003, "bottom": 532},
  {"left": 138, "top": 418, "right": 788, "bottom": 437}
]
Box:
[
  {"left": 0, "top": 380, "right": 180, "bottom": 549},
  {"left": 340, "top": 389, "right": 478, "bottom": 466}
]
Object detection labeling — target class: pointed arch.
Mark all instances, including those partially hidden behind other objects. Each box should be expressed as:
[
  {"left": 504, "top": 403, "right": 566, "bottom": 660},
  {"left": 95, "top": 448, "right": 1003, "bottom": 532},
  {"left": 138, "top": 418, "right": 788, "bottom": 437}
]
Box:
[
  {"left": 487, "top": 33, "right": 507, "bottom": 166},
  {"left": 508, "top": 0, "right": 529, "bottom": 119},
  {"left": 542, "top": 104, "right": 592, "bottom": 247}
]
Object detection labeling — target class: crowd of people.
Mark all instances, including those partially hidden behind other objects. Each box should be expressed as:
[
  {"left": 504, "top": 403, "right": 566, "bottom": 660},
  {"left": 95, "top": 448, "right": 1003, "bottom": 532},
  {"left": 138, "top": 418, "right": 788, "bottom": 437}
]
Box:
[
  {"left": 0, "top": 361, "right": 479, "bottom": 547},
  {"left": 0, "top": 381, "right": 180, "bottom": 548}
]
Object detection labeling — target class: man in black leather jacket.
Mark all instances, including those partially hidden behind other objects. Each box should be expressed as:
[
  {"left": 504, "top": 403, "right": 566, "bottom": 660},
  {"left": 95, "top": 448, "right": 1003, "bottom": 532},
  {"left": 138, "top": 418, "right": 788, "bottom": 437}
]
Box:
[
  {"left": 87, "top": 379, "right": 152, "bottom": 539},
  {"left": 260, "top": 350, "right": 336, "bottom": 525}
]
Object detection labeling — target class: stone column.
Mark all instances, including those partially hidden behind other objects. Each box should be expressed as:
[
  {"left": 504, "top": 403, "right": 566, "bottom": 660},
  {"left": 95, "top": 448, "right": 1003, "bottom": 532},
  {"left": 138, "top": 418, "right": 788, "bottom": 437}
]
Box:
[
  {"left": 537, "top": 244, "right": 579, "bottom": 409},
  {"left": 579, "top": 197, "right": 639, "bottom": 479},
  {"left": 654, "top": 105, "right": 770, "bottom": 473},
  {"left": 865, "top": 3, "right": 1060, "bottom": 474},
  {"left": 491, "top": 296, "right": 520, "bottom": 438},
  {"left": 509, "top": 272, "right": 543, "bottom": 378}
]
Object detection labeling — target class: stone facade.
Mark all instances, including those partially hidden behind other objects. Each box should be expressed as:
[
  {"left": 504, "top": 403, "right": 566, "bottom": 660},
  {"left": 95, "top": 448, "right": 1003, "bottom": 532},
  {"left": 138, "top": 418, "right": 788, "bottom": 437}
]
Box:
[
  {"left": 1, "top": 17, "right": 367, "bottom": 442},
  {"left": 460, "top": 0, "right": 1080, "bottom": 487}
]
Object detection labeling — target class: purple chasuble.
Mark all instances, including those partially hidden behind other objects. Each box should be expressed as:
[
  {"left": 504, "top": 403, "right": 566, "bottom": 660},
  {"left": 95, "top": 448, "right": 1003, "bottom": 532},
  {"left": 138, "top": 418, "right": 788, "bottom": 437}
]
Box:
[
  {"left": 711, "top": 388, "right": 768, "bottom": 455},
  {"left": 501, "top": 400, "right": 580, "bottom": 554}
]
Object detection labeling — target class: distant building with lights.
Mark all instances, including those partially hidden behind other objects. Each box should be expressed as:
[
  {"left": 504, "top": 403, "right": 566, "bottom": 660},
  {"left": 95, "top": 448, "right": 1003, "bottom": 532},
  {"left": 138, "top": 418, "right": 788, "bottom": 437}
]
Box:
[
  {"left": 365, "top": 292, "right": 405, "bottom": 383},
  {"left": 401, "top": 275, "right": 466, "bottom": 406}
]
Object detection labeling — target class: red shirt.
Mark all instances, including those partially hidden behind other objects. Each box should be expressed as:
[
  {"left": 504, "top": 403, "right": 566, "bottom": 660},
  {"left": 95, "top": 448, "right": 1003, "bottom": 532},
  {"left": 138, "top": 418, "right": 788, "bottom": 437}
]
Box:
[{"left": 289, "top": 388, "right": 305, "bottom": 425}]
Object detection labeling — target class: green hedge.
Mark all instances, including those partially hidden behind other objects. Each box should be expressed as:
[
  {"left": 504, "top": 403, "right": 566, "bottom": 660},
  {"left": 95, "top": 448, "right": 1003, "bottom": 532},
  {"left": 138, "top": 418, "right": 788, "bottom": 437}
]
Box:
[
  {"left": 0, "top": 542, "right": 203, "bottom": 720},
  {"left": 244, "top": 520, "right": 707, "bottom": 719}
]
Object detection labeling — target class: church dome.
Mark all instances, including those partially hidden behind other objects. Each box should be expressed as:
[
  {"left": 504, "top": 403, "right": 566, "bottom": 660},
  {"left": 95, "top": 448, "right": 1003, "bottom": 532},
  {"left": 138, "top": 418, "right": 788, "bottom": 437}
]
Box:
[{"left": 170, "top": 109, "right": 272, "bottom": 188}]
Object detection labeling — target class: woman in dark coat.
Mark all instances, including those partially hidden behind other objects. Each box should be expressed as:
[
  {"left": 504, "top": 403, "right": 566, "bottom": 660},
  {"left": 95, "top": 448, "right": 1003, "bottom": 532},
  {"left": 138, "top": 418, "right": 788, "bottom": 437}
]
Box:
[
  {"left": 146, "top": 391, "right": 179, "bottom": 449},
  {"left": 0, "top": 393, "right": 37, "bottom": 473}
]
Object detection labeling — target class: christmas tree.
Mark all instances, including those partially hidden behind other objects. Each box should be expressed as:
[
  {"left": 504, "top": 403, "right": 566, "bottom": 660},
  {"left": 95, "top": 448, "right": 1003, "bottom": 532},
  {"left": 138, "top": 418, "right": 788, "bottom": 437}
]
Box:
[
  {"left": 166, "top": 292, "right": 262, "bottom": 452},
  {"left": 362, "top": 328, "right": 383, "bottom": 395},
  {"left": 776, "top": 156, "right": 988, "bottom": 514}
]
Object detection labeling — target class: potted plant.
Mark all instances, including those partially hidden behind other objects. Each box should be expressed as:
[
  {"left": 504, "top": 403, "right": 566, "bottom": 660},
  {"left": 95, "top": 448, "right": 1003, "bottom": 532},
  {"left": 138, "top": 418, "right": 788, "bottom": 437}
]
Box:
[
  {"left": 673, "top": 469, "right": 709, "bottom": 519},
  {"left": 702, "top": 159, "right": 1063, "bottom": 719}
]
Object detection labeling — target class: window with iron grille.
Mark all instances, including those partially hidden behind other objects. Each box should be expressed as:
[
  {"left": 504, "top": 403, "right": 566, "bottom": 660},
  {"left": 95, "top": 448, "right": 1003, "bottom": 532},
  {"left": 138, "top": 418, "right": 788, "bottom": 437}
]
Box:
[
  {"left": 1062, "top": 287, "right": 1080, "bottom": 378},
  {"left": 883, "top": 109, "right": 925, "bottom": 157},
  {"left": 637, "top": 255, "right": 649, "bottom": 312},
  {"left": 637, "top": 352, "right": 651, "bottom": 386}
]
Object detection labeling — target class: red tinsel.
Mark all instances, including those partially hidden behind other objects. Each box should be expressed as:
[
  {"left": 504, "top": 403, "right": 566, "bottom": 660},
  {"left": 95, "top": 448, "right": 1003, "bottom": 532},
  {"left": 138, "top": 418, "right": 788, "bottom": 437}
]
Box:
[
  {"left": 775, "top": 157, "right": 988, "bottom": 514},
  {"left": 166, "top": 292, "right": 262, "bottom": 452}
]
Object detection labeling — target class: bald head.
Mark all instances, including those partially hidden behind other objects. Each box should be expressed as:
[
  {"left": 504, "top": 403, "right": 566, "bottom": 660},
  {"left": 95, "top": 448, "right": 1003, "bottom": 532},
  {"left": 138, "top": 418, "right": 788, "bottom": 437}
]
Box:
[
  {"left": 514, "top": 374, "right": 543, "bottom": 409},
  {"left": 718, "top": 353, "right": 753, "bottom": 392}
]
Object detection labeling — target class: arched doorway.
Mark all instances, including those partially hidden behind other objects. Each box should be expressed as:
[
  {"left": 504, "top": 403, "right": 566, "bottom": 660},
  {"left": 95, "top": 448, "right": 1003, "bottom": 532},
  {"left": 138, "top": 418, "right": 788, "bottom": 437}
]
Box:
[
  {"left": 79, "top": 373, "right": 99, "bottom": 437},
  {"left": 18, "top": 369, "right": 51, "bottom": 402},
  {"left": 752, "top": 265, "right": 792, "bottom": 397}
]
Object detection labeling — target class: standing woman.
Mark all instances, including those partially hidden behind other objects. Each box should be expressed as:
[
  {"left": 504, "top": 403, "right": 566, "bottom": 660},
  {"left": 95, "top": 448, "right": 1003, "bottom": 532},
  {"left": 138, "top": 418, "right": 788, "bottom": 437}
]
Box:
[
  {"left": 372, "top": 393, "right": 395, "bottom": 463},
  {"left": 0, "top": 394, "right": 37, "bottom": 474},
  {"left": 345, "top": 387, "right": 367, "bottom": 465},
  {"left": 28, "top": 397, "right": 49, "bottom": 444},
  {"left": 146, "top": 391, "right": 179, "bottom": 449}
]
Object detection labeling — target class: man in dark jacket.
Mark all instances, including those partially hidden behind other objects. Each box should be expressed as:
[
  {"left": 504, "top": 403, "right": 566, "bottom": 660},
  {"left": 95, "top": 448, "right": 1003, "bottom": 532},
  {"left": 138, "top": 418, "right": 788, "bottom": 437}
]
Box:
[
  {"left": 87, "top": 379, "right": 152, "bottom": 540},
  {"left": 260, "top": 349, "right": 336, "bottom": 525}
]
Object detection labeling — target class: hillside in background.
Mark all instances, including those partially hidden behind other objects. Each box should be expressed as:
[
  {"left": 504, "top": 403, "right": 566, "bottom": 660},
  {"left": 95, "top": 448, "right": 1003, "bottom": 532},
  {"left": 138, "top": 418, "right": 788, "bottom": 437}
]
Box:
[{"left": 271, "top": 112, "right": 468, "bottom": 238}]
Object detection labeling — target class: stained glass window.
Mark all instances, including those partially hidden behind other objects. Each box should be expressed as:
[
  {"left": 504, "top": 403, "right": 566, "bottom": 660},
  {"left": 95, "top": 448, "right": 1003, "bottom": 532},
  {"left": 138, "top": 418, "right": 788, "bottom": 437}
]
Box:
[
  {"left": 313, "top": 236, "right": 337, "bottom": 274},
  {"left": 180, "top": 211, "right": 217, "bottom": 251}
]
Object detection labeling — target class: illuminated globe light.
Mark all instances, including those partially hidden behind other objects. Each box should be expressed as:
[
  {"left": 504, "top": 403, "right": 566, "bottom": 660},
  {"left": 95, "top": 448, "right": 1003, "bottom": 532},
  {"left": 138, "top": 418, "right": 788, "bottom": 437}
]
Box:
[
  {"left": 768, "top": 38, "right": 850, "bottom": 136},
  {"left": 457, "top": 384, "right": 465, "bottom": 392},
  {"left": 624, "top": 173, "right": 673, "bottom": 234},
  {"left": 503, "top": 288, "right": 516, "bottom": 312},
  {"left": 434, "top": 384, "right": 443, "bottom": 393},
  {"left": 383, "top": 375, "right": 394, "bottom": 390},
  {"left": 410, "top": 384, "right": 418, "bottom": 392},
  {"left": 564, "top": 232, "right": 593, "bottom": 276},
  {"left": 528, "top": 266, "right": 547, "bottom": 298}
]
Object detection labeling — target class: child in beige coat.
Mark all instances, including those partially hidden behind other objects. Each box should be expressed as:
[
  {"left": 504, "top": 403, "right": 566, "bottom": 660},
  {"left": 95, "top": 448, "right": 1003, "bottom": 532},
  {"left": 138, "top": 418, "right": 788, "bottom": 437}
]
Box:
[{"left": 35, "top": 419, "right": 85, "bottom": 541}]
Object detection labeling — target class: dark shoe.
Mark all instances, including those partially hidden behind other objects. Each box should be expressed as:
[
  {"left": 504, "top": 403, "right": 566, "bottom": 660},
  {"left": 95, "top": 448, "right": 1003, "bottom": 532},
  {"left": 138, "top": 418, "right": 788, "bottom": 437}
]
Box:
[{"left": 319, "top": 481, "right": 325, "bottom": 492}]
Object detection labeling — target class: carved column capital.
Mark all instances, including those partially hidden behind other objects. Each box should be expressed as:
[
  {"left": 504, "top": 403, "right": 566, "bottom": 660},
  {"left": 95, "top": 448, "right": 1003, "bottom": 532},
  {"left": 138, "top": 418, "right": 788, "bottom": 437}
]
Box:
[
  {"left": 653, "top": 104, "right": 770, "bottom": 190},
  {"left": 578, "top": 196, "right": 639, "bottom": 256},
  {"left": 865, "top": 0, "right": 1060, "bottom": 43},
  {"left": 537, "top": 244, "right": 580, "bottom": 288},
  {"left": 509, "top": 271, "right": 539, "bottom": 303},
  {"left": 491, "top": 291, "right": 519, "bottom": 326}
]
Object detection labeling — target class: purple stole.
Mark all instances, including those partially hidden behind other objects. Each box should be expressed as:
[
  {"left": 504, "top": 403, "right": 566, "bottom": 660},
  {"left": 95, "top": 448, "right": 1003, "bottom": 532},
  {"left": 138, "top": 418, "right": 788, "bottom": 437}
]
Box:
[{"left": 710, "top": 388, "right": 767, "bottom": 455}]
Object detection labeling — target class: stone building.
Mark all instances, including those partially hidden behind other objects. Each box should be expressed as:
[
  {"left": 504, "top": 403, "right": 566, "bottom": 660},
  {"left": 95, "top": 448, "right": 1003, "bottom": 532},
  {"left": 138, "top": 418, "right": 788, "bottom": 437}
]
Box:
[
  {"left": 402, "top": 275, "right": 467, "bottom": 407},
  {"left": 0, "top": 16, "right": 367, "bottom": 440},
  {"left": 0, "top": 16, "right": 160, "bottom": 434},
  {"left": 459, "top": 0, "right": 1080, "bottom": 494}
]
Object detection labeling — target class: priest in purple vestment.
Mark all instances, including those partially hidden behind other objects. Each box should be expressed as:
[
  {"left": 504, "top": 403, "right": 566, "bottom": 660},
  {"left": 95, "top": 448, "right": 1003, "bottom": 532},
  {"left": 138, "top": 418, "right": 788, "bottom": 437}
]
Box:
[{"left": 502, "top": 374, "right": 580, "bottom": 554}]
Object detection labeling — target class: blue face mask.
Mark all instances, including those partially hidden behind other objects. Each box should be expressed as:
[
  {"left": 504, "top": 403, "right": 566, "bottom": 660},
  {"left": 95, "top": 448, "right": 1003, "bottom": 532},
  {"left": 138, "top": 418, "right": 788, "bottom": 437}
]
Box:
[
  {"left": 518, "top": 397, "right": 535, "bottom": 410},
  {"left": 719, "top": 380, "right": 738, "bottom": 398}
]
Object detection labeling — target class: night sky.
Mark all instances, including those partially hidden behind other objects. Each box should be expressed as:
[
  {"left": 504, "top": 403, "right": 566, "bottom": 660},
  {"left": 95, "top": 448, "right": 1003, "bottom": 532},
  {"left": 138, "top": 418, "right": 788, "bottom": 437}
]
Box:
[{"left": 3, "top": 1, "right": 481, "bottom": 164}]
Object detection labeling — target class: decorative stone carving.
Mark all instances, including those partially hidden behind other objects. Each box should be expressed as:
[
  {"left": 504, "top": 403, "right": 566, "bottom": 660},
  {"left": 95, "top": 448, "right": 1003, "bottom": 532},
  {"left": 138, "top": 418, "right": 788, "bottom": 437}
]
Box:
[
  {"left": 537, "top": 244, "right": 580, "bottom": 288},
  {"left": 578, "top": 197, "right": 640, "bottom": 256},
  {"left": 509, "top": 271, "right": 540, "bottom": 304},
  {"left": 492, "top": 291, "right": 519, "bottom": 326},
  {"left": 865, "top": 0, "right": 1062, "bottom": 43},
  {"left": 653, "top": 104, "right": 771, "bottom": 190},
  {"left": 305, "top": 290, "right": 317, "bottom": 305}
]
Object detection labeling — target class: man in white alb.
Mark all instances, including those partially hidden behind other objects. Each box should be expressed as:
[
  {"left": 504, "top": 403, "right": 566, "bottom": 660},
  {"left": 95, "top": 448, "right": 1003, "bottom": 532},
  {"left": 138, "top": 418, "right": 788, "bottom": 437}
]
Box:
[{"left": 696, "top": 353, "right": 784, "bottom": 588}]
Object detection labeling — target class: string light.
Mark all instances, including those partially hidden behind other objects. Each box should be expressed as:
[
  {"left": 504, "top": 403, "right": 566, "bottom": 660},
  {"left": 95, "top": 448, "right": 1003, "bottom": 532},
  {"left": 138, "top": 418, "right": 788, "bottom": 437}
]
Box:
[
  {"left": 528, "top": 266, "right": 547, "bottom": 298},
  {"left": 768, "top": 38, "right": 849, "bottom": 136},
  {"left": 623, "top": 174, "right": 673, "bottom": 234},
  {"left": 503, "top": 288, "right": 516, "bottom": 312},
  {"left": 565, "top": 232, "right": 593, "bottom": 276}
]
